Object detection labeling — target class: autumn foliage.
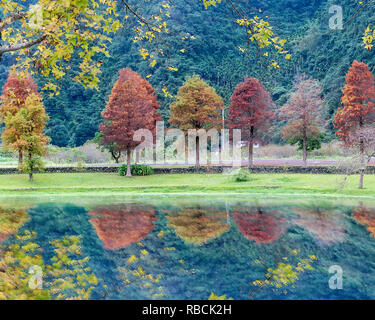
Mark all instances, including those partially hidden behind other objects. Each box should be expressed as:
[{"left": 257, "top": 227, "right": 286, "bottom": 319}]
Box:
[
  {"left": 0, "top": 208, "right": 29, "bottom": 245},
  {"left": 99, "top": 68, "right": 161, "bottom": 176},
  {"left": 166, "top": 208, "right": 229, "bottom": 245},
  {"left": 0, "top": 70, "right": 40, "bottom": 166},
  {"left": 1, "top": 71, "right": 49, "bottom": 180},
  {"left": 281, "top": 77, "right": 323, "bottom": 166},
  {"left": 292, "top": 208, "right": 345, "bottom": 244},
  {"left": 334, "top": 61, "right": 375, "bottom": 189},
  {"left": 352, "top": 205, "right": 375, "bottom": 238},
  {"left": 169, "top": 75, "right": 224, "bottom": 167},
  {"left": 232, "top": 209, "right": 285, "bottom": 244},
  {"left": 228, "top": 77, "right": 274, "bottom": 168},
  {"left": 89, "top": 205, "right": 157, "bottom": 250},
  {"left": 334, "top": 61, "right": 375, "bottom": 142}
]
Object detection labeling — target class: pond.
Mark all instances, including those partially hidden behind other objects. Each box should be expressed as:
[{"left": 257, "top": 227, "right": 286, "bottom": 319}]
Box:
[{"left": 1, "top": 194, "right": 375, "bottom": 300}]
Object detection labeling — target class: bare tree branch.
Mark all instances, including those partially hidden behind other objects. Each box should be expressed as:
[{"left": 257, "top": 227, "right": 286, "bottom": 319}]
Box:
[
  {"left": 0, "top": 35, "right": 47, "bottom": 55},
  {"left": 0, "top": 11, "right": 27, "bottom": 33},
  {"left": 120, "top": 0, "right": 154, "bottom": 31}
]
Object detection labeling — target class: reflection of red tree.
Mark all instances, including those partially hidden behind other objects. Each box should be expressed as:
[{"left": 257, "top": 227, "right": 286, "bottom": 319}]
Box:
[
  {"left": 89, "top": 205, "right": 157, "bottom": 250},
  {"left": 233, "top": 210, "right": 285, "bottom": 244},
  {"left": 292, "top": 209, "right": 345, "bottom": 244},
  {"left": 353, "top": 206, "right": 375, "bottom": 238},
  {"left": 0, "top": 233, "right": 8, "bottom": 243}
]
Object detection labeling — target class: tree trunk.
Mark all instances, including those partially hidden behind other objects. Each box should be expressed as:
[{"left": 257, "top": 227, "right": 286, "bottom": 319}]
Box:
[
  {"left": 111, "top": 150, "right": 121, "bottom": 164},
  {"left": 303, "top": 134, "right": 307, "bottom": 167},
  {"left": 126, "top": 149, "right": 132, "bottom": 177},
  {"left": 28, "top": 153, "right": 33, "bottom": 181},
  {"left": 359, "top": 120, "right": 365, "bottom": 189},
  {"left": 248, "top": 127, "right": 254, "bottom": 169},
  {"left": 359, "top": 139, "right": 365, "bottom": 189},
  {"left": 195, "top": 136, "right": 200, "bottom": 168},
  {"left": 359, "top": 170, "right": 364, "bottom": 189},
  {"left": 18, "top": 151, "right": 23, "bottom": 169}
]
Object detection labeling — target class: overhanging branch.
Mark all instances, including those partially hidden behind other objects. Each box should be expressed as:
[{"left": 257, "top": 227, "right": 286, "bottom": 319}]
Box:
[
  {"left": 0, "top": 11, "right": 27, "bottom": 33},
  {"left": 0, "top": 35, "right": 47, "bottom": 55}
]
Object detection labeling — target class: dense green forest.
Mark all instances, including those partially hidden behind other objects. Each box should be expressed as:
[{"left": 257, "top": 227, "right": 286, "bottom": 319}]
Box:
[{"left": 0, "top": 0, "right": 374, "bottom": 147}]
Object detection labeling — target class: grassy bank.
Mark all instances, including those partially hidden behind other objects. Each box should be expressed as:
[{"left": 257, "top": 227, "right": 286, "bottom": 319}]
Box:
[{"left": 0, "top": 172, "right": 374, "bottom": 197}]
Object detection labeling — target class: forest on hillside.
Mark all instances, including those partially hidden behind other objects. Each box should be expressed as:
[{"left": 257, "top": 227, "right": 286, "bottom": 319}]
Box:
[{"left": 0, "top": 0, "right": 374, "bottom": 147}]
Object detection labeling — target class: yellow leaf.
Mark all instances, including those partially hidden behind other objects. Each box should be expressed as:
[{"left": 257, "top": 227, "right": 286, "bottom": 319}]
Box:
[{"left": 127, "top": 255, "right": 138, "bottom": 263}]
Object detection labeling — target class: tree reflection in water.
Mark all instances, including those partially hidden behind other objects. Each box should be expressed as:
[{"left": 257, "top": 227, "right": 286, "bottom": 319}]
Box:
[
  {"left": 352, "top": 204, "right": 375, "bottom": 238},
  {"left": 89, "top": 204, "right": 157, "bottom": 250},
  {"left": 0, "top": 207, "right": 29, "bottom": 244},
  {"left": 292, "top": 207, "right": 346, "bottom": 244},
  {"left": 232, "top": 208, "right": 285, "bottom": 244},
  {"left": 166, "top": 208, "right": 229, "bottom": 245}
]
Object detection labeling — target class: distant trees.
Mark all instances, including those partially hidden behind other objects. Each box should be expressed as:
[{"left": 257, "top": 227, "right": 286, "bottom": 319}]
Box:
[
  {"left": 99, "top": 68, "right": 161, "bottom": 177},
  {"left": 281, "top": 76, "right": 324, "bottom": 167},
  {"left": 0, "top": 70, "right": 39, "bottom": 167},
  {"left": 0, "top": 71, "right": 49, "bottom": 180},
  {"left": 169, "top": 75, "right": 224, "bottom": 167},
  {"left": 334, "top": 61, "right": 375, "bottom": 189},
  {"left": 228, "top": 77, "right": 274, "bottom": 168}
]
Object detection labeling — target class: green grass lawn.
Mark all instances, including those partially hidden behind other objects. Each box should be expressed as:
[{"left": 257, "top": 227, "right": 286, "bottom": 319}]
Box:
[{"left": 0, "top": 172, "right": 374, "bottom": 197}]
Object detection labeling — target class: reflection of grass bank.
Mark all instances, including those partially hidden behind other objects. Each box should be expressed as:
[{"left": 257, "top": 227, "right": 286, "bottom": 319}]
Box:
[{"left": 0, "top": 173, "right": 375, "bottom": 197}]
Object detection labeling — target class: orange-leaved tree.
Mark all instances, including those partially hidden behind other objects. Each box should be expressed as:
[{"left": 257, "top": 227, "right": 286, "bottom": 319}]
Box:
[
  {"left": 228, "top": 77, "right": 274, "bottom": 168},
  {"left": 0, "top": 70, "right": 39, "bottom": 167},
  {"left": 334, "top": 60, "right": 375, "bottom": 189},
  {"left": 2, "top": 93, "right": 49, "bottom": 181},
  {"left": 280, "top": 76, "right": 324, "bottom": 167},
  {"left": 169, "top": 75, "right": 224, "bottom": 167},
  {"left": 99, "top": 68, "right": 161, "bottom": 177}
]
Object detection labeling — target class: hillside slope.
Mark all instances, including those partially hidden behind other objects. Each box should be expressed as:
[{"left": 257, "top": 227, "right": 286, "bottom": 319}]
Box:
[{"left": 0, "top": 0, "right": 374, "bottom": 146}]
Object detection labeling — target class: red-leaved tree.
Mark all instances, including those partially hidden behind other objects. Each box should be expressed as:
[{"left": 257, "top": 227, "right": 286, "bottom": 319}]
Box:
[
  {"left": 280, "top": 76, "right": 324, "bottom": 166},
  {"left": 334, "top": 61, "right": 375, "bottom": 189},
  {"left": 228, "top": 77, "right": 274, "bottom": 168},
  {"left": 99, "top": 68, "right": 161, "bottom": 177}
]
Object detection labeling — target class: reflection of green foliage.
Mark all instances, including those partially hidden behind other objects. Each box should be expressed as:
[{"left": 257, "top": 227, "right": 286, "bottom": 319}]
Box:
[
  {"left": 0, "top": 232, "right": 98, "bottom": 300},
  {"left": 0, "top": 207, "right": 29, "bottom": 239},
  {"left": 252, "top": 252, "right": 317, "bottom": 291},
  {"left": 208, "top": 292, "right": 233, "bottom": 300},
  {"left": 118, "top": 246, "right": 165, "bottom": 299},
  {"left": 0, "top": 231, "right": 50, "bottom": 300},
  {"left": 47, "top": 235, "right": 99, "bottom": 300}
]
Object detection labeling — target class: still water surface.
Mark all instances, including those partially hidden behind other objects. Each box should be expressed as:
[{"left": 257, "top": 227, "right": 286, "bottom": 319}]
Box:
[{"left": 1, "top": 195, "right": 375, "bottom": 300}]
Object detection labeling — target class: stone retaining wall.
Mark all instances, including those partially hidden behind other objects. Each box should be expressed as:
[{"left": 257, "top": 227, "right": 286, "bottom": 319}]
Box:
[{"left": 1, "top": 165, "right": 374, "bottom": 175}]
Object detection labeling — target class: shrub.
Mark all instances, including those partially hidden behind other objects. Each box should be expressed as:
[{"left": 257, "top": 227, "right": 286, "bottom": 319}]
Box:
[
  {"left": 119, "top": 164, "right": 154, "bottom": 176},
  {"left": 233, "top": 168, "right": 251, "bottom": 182},
  {"left": 74, "top": 161, "right": 86, "bottom": 172}
]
